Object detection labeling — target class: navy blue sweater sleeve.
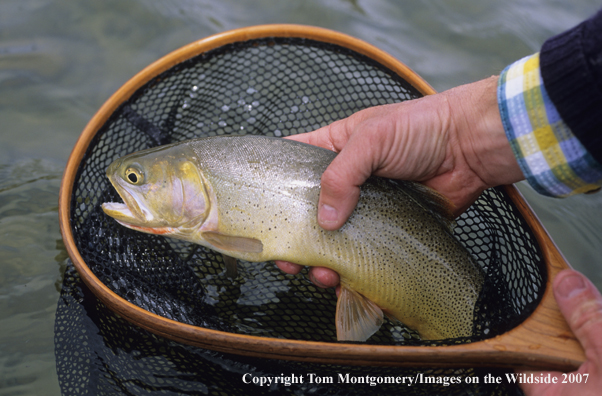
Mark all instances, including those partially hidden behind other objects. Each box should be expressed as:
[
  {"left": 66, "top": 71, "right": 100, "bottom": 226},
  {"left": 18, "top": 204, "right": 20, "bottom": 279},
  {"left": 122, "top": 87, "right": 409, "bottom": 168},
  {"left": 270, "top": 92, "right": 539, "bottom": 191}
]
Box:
[{"left": 540, "top": 9, "right": 602, "bottom": 164}]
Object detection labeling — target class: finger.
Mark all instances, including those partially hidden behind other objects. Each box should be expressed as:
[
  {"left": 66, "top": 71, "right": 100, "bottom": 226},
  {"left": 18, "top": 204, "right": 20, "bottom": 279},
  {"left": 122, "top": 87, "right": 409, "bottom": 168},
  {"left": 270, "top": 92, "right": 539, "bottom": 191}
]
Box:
[
  {"left": 553, "top": 269, "right": 602, "bottom": 357},
  {"left": 285, "top": 123, "right": 340, "bottom": 151},
  {"left": 284, "top": 132, "right": 313, "bottom": 145},
  {"left": 518, "top": 370, "right": 560, "bottom": 395},
  {"left": 274, "top": 260, "right": 303, "bottom": 275},
  {"left": 286, "top": 109, "right": 376, "bottom": 152},
  {"left": 520, "top": 269, "right": 602, "bottom": 396},
  {"left": 520, "top": 270, "right": 602, "bottom": 396},
  {"left": 308, "top": 267, "right": 340, "bottom": 289}
]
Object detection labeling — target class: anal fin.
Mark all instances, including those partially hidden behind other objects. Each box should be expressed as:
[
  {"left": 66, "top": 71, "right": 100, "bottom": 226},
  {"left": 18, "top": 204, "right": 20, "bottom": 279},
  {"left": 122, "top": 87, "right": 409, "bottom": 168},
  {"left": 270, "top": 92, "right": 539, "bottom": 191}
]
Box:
[{"left": 336, "top": 285, "right": 384, "bottom": 342}]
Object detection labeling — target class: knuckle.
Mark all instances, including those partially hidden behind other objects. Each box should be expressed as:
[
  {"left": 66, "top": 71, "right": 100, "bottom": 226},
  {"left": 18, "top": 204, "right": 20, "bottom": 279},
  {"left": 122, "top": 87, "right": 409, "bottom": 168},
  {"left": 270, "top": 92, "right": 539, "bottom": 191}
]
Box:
[
  {"left": 571, "top": 299, "right": 602, "bottom": 334},
  {"left": 321, "top": 167, "right": 350, "bottom": 197}
]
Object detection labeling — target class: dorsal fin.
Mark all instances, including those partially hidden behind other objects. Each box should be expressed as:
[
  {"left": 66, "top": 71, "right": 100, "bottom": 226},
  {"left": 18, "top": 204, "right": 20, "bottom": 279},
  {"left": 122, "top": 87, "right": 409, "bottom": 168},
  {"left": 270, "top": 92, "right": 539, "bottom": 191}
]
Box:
[
  {"left": 398, "top": 181, "right": 456, "bottom": 231},
  {"left": 335, "top": 285, "right": 384, "bottom": 342}
]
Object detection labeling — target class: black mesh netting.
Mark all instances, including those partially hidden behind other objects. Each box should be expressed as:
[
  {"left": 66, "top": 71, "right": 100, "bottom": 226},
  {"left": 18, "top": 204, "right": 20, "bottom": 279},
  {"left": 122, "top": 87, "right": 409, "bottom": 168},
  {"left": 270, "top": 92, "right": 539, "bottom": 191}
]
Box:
[
  {"left": 55, "top": 263, "right": 523, "bottom": 395},
  {"left": 56, "top": 36, "right": 542, "bottom": 394}
]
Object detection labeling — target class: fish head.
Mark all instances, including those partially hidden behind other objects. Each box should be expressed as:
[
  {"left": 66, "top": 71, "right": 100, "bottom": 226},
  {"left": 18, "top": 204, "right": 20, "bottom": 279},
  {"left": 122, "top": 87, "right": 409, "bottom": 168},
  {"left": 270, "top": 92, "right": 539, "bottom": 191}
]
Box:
[{"left": 101, "top": 144, "right": 209, "bottom": 236}]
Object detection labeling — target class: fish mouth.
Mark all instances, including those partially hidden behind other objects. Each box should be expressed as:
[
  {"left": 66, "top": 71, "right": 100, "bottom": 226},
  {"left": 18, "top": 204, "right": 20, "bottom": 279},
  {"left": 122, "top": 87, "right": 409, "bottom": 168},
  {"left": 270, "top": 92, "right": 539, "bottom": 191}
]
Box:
[
  {"left": 101, "top": 200, "right": 176, "bottom": 236},
  {"left": 101, "top": 172, "right": 175, "bottom": 235},
  {"left": 101, "top": 201, "right": 139, "bottom": 224},
  {"left": 101, "top": 171, "right": 148, "bottom": 225}
]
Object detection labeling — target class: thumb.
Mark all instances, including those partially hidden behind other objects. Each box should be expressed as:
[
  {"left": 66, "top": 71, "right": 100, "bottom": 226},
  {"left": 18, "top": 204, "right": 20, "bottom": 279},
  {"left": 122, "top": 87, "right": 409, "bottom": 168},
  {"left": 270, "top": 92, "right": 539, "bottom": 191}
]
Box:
[
  {"left": 286, "top": 109, "right": 393, "bottom": 230},
  {"left": 316, "top": 155, "right": 366, "bottom": 230},
  {"left": 316, "top": 132, "right": 377, "bottom": 230},
  {"left": 520, "top": 272, "right": 602, "bottom": 396},
  {"left": 285, "top": 126, "right": 364, "bottom": 230},
  {"left": 554, "top": 269, "right": 602, "bottom": 361}
]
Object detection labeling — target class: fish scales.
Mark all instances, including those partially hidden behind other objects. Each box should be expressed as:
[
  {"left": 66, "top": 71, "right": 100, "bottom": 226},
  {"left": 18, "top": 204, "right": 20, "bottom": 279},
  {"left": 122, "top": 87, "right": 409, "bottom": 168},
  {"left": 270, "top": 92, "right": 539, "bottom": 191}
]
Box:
[{"left": 102, "top": 135, "right": 484, "bottom": 341}]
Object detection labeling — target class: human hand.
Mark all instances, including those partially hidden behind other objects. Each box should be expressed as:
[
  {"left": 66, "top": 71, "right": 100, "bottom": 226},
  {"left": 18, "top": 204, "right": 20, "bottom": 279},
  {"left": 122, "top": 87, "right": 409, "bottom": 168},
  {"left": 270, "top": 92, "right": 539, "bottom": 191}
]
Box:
[
  {"left": 276, "top": 76, "right": 523, "bottom": 285},
  {"left": 520, "top": 269, "right": 602, "bottom": 396}
]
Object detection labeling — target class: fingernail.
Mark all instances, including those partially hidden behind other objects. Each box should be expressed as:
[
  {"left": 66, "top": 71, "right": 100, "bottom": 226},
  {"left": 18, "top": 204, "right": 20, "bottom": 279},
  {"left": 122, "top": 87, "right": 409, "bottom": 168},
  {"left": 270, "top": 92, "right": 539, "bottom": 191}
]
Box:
[
  {"left": 556, "top": 273, "right": 587, "bottom": 300},
  {"left": 318, "top": 204, "right": 338, "bottom": 225}
]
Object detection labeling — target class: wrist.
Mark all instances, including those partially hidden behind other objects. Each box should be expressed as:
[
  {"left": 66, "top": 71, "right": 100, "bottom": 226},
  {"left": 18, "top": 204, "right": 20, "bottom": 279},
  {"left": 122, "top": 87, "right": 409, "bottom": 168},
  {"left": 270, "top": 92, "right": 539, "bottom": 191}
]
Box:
[{"left": 445, "top": 76, "right": 524, "bottom": 189}]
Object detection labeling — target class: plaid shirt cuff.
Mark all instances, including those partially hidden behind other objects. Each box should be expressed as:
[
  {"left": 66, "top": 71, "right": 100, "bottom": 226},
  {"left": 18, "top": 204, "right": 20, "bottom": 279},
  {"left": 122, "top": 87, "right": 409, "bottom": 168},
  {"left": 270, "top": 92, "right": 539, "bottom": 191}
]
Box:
[{"left": 497, "top": 53, "right": 602, "bottom": 197}]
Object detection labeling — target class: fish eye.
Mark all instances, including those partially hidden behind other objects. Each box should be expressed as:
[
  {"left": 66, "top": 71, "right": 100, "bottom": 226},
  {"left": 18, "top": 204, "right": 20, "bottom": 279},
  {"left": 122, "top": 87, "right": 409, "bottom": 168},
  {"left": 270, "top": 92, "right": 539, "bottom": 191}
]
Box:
[{"left": 125, "top": 167, "right": 144, "bottom": 185}]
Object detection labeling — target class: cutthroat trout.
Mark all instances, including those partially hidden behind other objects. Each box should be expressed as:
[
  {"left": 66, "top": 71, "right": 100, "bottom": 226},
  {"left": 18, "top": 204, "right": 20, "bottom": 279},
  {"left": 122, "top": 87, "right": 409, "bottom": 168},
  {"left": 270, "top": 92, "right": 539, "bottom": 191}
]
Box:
[{"left": 102, "top": 135, "right": 484, "bottom": 341}]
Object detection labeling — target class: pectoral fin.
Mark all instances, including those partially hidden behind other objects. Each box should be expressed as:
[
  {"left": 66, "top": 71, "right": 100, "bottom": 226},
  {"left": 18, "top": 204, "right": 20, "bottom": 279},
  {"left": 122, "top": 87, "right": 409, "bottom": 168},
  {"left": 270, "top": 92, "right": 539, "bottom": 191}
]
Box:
[
  {"left": 202, "top": 231, "right": 263, "bottom": 253},
  {"left": 335, "top": 285, "right": 384, "bottom": 342}
]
